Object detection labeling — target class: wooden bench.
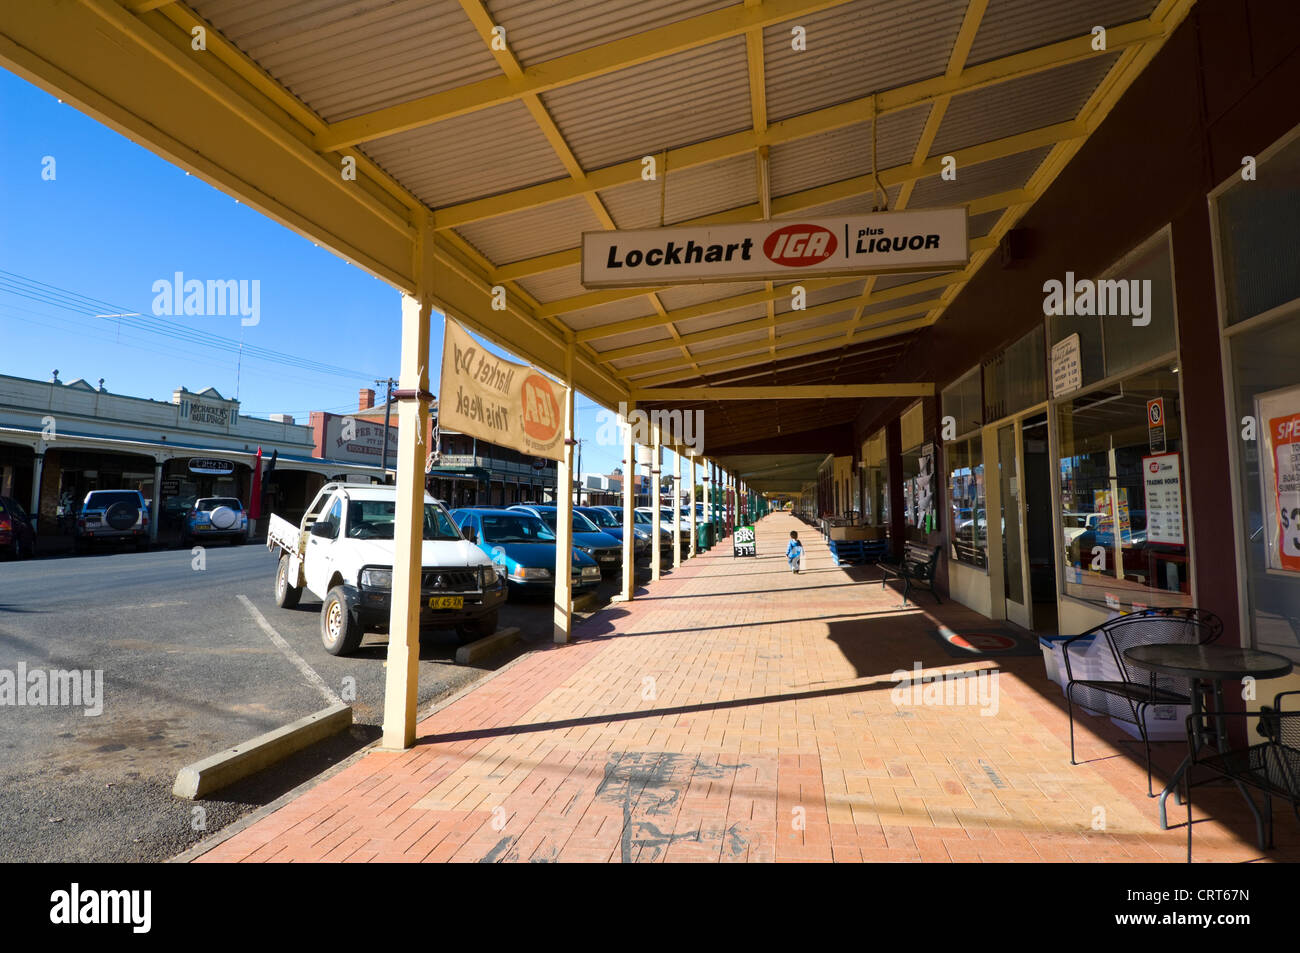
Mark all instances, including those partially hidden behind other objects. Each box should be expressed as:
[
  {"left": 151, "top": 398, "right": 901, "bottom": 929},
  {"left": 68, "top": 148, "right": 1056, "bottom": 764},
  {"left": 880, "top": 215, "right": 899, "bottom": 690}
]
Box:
[{"left": 879, "top": 542, "right": 941, "bottom": 605}]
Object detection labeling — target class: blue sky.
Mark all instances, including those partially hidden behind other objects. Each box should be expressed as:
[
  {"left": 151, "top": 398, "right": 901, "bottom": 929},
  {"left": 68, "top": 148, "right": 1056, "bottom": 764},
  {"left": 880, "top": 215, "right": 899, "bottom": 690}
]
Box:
[{"left": 0, "top": 68, "right": 677, "bottom": 478}]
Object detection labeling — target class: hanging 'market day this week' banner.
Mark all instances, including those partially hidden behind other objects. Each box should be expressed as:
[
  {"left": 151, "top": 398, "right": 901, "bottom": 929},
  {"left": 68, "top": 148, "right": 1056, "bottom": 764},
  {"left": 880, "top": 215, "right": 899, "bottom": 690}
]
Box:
[{"left": 438, "top": 318, "right": 568, "bottom": 462}]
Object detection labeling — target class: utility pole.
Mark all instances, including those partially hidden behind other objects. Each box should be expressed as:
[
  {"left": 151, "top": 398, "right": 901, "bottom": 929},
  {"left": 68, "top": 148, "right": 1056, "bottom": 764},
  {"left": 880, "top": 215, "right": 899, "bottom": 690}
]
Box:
[
  {"left": 376, "top": 377, "right": 395, "bottom": 482},
  {"left": 573, "top": 438, "right": 584, "bottom": 505}
]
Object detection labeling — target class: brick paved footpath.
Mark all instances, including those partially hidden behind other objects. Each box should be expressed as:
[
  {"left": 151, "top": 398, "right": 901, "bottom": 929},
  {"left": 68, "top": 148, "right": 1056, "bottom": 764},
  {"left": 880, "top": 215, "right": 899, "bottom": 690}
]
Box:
[{"left": 193, "top": 512, "right": 1294, "bottom": 863}]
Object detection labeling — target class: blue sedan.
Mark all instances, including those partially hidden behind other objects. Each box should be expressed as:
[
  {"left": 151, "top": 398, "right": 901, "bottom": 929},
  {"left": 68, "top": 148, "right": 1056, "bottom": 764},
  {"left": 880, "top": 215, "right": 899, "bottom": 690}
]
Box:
[
  {"left": 510, "top": 504, "right": 623, "bottom": 575},
  {"left": 450, "top": 508, "right": 601, "bottom": 598}
]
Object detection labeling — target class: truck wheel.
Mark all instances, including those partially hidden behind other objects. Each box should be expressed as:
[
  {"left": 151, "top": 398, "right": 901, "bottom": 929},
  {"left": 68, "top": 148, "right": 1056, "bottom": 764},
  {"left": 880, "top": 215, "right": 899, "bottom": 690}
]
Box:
[
  {"left": 321, "top": 586, "right": 363, "bottom": 656},
  {"left": 456, "top": 609, "right": 498, "bottom": 645},
  {"left": 274, "top": 553, "right": 302, "bottom": 609}
]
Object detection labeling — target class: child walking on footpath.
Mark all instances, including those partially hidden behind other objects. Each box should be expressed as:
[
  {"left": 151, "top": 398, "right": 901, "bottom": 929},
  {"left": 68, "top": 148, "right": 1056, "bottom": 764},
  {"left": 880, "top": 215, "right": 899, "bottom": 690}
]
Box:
[{"left": 786, "top": 530, "right": 803, "bottom": 573}]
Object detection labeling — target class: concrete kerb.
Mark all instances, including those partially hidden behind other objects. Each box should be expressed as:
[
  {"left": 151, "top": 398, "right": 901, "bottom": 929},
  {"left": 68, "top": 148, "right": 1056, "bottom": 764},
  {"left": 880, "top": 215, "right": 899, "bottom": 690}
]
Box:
[
  {"left": 173, "top": 553, "right": 715, "bottom": 861},
  {"left": 171, "top": 643, "right": 542, "bottom": 862},
  {"left": 172, "top": 702, "right": 354, "bottom": 800},
  {"left": 454, "top": 625, "right": 520, "bottom": 664}
]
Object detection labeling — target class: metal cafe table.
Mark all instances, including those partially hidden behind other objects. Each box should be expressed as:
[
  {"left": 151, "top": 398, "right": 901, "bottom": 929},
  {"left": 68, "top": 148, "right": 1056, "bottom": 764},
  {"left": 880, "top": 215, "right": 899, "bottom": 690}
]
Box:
[{"left": 1123, "top": 643, "right": 1293, "bottom": 847}]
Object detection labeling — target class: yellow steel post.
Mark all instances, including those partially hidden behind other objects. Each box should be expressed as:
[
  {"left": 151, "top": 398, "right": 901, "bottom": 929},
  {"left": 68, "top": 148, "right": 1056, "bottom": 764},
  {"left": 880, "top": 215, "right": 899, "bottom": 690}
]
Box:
[
  {"left": 620, "top": 401, "right": 636, "bottom": 601},
  {"left": 381, "top": 216, "right": 434, "bottom": 750},
  {"left": 688, "top": 452, "right": 698, "bottom": 557},
  {"left": 650, "top": 426, "right": 661, "bottom": 582},
  {"left": 553, "top": 337, "right": 575, "bottom": 643},
  {"left": 672, "top": 449, "right": 682, "bottom": 569}
]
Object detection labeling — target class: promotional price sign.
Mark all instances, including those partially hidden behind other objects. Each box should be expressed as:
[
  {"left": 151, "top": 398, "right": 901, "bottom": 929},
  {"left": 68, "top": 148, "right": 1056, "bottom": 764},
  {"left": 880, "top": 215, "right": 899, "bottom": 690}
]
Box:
[
  {"left": 733, "top": 524, "right": 756, "bottom": 558},
  {"left": 1266, "top": 407, "right": 1300, "bottom": 572},
  {"left": 1255, "top": 386, "right": 1300, "bottom": 574}
]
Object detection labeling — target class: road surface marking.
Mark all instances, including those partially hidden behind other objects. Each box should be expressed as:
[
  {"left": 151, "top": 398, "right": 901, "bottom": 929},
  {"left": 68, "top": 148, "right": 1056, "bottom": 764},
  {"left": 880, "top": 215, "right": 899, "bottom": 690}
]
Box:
[{"left": 237, "top": 594, "right": 342, "bottom": 706}]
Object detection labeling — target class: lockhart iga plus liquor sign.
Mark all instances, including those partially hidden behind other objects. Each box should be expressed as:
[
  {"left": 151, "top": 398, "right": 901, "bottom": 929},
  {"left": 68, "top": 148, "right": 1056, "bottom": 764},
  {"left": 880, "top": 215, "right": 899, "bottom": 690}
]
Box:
[{"left": 581, "top": 209, "right": 968, "bottom": 288}]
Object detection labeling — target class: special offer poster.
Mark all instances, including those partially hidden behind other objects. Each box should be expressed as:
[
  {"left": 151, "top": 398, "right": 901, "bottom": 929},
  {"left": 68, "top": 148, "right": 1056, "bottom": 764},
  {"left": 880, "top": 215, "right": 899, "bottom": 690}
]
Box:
[{"left": 1258, "top": 385, "right": 1300, "bottom": 574}]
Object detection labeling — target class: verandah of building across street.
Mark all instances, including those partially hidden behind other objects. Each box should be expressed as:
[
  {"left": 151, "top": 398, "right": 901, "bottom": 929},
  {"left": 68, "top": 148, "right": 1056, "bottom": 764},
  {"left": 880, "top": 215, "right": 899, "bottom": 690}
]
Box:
[{"left": 190, "top": 512, "right": 1290, "bottom": 863}]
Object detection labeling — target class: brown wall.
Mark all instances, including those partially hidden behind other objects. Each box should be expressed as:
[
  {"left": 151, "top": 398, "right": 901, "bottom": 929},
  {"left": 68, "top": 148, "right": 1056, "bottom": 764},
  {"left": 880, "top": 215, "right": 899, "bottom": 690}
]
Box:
[{"left": 851, "top": 0, "right": 1300, "bottom": 641}]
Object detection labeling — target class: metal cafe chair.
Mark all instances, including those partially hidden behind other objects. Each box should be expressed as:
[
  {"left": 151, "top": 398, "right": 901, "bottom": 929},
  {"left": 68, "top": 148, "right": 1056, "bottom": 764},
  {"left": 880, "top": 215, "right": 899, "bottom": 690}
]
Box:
[
  {"left": 1062, "top": 608, "right": 1223, "bottom": 796},
  {"left": 1185, "top": 691, "right": 1300, "bottom": 862}
]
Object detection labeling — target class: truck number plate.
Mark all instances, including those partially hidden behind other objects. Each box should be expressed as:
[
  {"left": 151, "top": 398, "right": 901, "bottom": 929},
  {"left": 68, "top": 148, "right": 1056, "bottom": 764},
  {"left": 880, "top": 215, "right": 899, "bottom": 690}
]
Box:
[{"left": 427, "top": 596, "right": 464, "bottom": 610}]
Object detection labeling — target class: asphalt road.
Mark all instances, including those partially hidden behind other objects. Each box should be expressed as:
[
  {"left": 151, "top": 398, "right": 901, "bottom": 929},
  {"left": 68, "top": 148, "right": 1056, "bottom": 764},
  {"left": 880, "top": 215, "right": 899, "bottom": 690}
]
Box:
[{"left": 0, "top": 542, "right": 641, "bottom": 862}]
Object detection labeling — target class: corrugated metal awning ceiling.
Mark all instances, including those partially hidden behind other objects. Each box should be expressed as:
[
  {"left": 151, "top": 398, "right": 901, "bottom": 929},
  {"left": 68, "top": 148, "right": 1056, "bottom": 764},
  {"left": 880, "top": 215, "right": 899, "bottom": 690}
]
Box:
[{"left": 153, "top": 0, "right": 1184, "bottom": 432}]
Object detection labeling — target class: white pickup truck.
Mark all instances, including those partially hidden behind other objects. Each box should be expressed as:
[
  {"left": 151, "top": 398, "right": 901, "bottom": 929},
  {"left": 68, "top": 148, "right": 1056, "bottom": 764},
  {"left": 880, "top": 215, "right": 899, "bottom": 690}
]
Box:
[{"left": 267, "top": 482, "right": 506, "bottom": 656}]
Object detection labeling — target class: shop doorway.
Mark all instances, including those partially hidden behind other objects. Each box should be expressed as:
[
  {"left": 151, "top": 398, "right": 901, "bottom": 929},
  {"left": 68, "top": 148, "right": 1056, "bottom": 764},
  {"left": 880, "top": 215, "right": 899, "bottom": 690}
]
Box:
[
  {"left": 1021, "top": 413, "right": 1059, "bottom": 634},
  {"left": 994, "top": 411, "right": 1059, "bottom": 634}
]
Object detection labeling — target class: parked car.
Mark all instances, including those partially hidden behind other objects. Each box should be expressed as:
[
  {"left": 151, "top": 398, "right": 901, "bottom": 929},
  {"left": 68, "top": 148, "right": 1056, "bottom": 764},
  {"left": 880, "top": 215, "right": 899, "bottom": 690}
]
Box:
[
  {"left": 509, "top": 504, "right": 623, "bottom": 574},
  {"left": 74, "top": 489, "right": 150, "bottom": 552},
  {"left": 639, "top": 506, "right": 692, "bottom": 555},
  {"left": 576, "top": 505, "right": 651, "bottom": 563},
  {"left": 181, "top": 496, "right": 247, "bottom": 546},
  {"left": 1061, "top": 512, "right": 1103, "bottom": 549},
  {"left": 162, "top": 494, "right": 197, "bottom": 529},
  {"left": 267, "top": 484, "right": 505, "bottom": 655},
  {"left": 451, "top": 507, "right": 601, "bottom": 597},
  {"left": 0, "top": 495, "right": 37, "bottom": 559},
  {"left": 592, "top": 505, "right": 673, "bottom": 564}
]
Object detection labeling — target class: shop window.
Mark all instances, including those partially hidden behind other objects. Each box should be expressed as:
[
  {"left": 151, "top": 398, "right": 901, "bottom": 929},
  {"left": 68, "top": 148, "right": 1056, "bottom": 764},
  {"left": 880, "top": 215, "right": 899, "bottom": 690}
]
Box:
[
  {"left": 1048, "top": 232, "right": 1178, "bottom": 394},
  {"left": 1056, "top": 367, "right": 1190, "bottom": 610},
  {"left": 861, "top": 429, "right": 889, "bottom": 530},
  {"left": 983, "top": 326, "right": 1046, "bottom": 422},
  {"left": 901, "top": 406, "right": 937, "bottom": 540},
  {"left": 942, "top": 367, "right": 982, "bottom": 436},
  {"left": 946, "top": 434, "right": 987, "bottom": 569},
  {"left": 1102, "top": 234, "right": 1177, "bottom": 377},
  {"left": 1215, "top": 127, "right": 1300, "bottom": 660},
  {"left": 1216, "top": 136, "right": 1300, "bottom": 326}
]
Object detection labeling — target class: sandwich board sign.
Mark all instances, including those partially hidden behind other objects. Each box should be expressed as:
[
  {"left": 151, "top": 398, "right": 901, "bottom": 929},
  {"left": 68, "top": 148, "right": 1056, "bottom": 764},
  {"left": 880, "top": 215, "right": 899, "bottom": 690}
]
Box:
[
  {"left": 734, "top": 524, "right": 756, "bottom": 558},
  {"left": 581, "top": 209, "right": 968, "bottom": 288}
]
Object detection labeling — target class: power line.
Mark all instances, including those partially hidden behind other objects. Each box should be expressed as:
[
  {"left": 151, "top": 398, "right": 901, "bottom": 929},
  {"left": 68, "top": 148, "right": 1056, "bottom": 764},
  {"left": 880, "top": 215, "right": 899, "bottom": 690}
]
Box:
[
  {"left": 0, "top": 303, "right": 370, "bottom": 395},
  {"left": 0, "top": 270, "right": 376, "bottom": 382}
]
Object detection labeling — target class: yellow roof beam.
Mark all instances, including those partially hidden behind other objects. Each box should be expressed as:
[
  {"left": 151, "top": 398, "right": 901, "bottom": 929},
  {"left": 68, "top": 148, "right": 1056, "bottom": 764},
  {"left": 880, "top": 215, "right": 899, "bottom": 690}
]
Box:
[
  {"left": 495, "top": 113, "right": 1074, "bottom": 297},
  {"left": 840, "top": 0, "right": 986, "bottom": 342},
  {"left": 619, "top": 227, "right": 1001, "bottom": 385},
  {"left": 456, "top": 0, "right": 698, "bottom": 377},
  {"left": 430, "top": 21, "right": 1157, "bottom": 230},
  {"left": 632, "top": 384, "right": 935, "bottom": 401},
  {"left": 500, "top": 182, "right": 1027, "bottom": 284},
  {"left": 572, "top": 269, "right": 958, "bottom": 345},
  {"left": 598, "top": 295, "right": 939, "bottom": 366},
  {"left": 631, "top": 314, "right": 938, "bottom": 387},
  {"left": 317, "top": 0, "right": 853, "bottom": 151},
  {"left": 617, "top": 300, "right": 939, "bottom": 377}
]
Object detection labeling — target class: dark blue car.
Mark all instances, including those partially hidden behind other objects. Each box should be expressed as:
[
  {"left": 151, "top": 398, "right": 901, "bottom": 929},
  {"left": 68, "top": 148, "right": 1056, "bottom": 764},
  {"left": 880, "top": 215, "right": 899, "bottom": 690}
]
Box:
[
  {"left": 510, "top": 505, "right": 623, "bottom": 575},
  {"left": 450, "top": 508, "right": 601, "bottom": 597},
  {"left": 576, "top": 505, "right": 651, "bottom": 564}
]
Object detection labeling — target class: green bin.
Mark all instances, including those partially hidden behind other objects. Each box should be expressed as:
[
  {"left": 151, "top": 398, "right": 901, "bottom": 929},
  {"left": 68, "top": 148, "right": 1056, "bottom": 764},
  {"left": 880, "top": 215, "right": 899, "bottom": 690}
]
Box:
[{"left": 697, "top": 522, "right": 715, "bottom": 549}]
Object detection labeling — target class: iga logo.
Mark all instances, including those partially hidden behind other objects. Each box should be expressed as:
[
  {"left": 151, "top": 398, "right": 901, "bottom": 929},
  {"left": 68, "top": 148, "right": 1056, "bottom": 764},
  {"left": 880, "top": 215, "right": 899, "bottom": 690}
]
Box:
[
  {"left": 521, "top": 374, "right": 560, "bottom": 442},
  {"left": 1149, "top": 461, "right": 1160, "bottom": 474},
  {"left": 763, "top": 224, "right": 837, "bottom": 266}
]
